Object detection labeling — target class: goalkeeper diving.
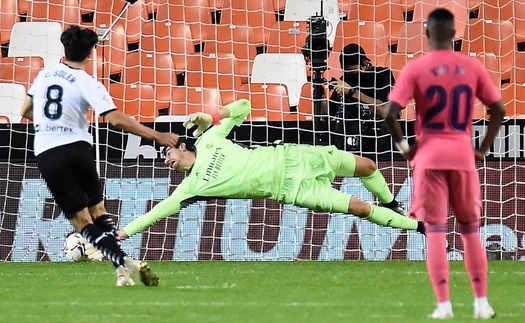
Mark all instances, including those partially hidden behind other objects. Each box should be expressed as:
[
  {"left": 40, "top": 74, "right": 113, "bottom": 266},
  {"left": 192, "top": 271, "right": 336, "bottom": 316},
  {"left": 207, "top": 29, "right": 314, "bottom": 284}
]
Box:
[{"left": 118, "top": 99, "right": 425, "bottom": 240}]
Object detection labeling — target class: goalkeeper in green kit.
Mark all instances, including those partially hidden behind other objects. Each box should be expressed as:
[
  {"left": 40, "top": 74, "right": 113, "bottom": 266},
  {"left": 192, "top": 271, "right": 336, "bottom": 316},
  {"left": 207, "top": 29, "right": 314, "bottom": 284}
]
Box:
[{"left": 118, "top": 99, "right": 425, "bottom": 240}]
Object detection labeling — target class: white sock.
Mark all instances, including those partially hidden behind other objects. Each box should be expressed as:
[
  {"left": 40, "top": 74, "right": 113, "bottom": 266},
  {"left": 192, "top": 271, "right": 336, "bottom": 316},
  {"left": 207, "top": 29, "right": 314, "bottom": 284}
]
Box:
[
  {"left": 438, "top": 301, "right": 452, "bottom": 311},
  {"left": 475, "top": 297, "right": 489, "bottom": 306}
]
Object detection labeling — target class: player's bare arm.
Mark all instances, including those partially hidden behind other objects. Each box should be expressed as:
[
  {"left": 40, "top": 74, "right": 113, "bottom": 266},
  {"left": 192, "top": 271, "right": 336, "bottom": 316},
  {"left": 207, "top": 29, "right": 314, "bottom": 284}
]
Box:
[
  {"left": 21, "top": 95, "right": 33, "bottom": 121},
  {"left": 385, "top": 101, "right": 417, "bottom": 160},
  {"left": 104, "top": 109, "right": 179, "bottom": 147},
  {"left": 475, "top": 100, "right": 505, "bottom": 161}
]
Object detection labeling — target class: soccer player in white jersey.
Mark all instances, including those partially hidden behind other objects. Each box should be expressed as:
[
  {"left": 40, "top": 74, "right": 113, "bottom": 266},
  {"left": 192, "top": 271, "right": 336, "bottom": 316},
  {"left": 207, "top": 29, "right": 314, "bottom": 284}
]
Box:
[{"left": 21, "top": 26, "right": 179, "bottom": 286}]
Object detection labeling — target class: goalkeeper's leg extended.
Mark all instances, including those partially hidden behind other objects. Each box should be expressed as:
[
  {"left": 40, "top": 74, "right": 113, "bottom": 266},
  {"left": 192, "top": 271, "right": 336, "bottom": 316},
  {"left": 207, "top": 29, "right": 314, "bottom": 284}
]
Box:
[
  {"left": 293, "top": 179, "right": 425, "bottom": 235},
  {"left": 335, "top": 150, "right": 409, "bottom": 217}
]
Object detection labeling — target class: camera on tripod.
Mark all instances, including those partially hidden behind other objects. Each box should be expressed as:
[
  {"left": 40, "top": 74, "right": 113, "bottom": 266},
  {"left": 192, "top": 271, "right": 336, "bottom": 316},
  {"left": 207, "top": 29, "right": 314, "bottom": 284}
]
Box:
[{"left": 301, "top": 14, "right": 330, "bottom": 72}]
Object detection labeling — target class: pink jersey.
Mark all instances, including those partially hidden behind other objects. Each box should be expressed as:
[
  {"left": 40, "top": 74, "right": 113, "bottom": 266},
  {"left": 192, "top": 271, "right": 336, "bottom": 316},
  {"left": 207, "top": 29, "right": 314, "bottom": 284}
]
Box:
[{"left": 388, "top": 50, "right": 501, "bottom": 170}]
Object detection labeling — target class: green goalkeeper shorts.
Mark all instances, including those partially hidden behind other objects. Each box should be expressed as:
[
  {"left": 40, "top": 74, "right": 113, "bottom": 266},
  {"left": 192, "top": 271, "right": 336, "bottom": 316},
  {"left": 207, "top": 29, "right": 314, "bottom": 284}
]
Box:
[{"left": 278, "top": 144, "right": 357, "bottom": 213}]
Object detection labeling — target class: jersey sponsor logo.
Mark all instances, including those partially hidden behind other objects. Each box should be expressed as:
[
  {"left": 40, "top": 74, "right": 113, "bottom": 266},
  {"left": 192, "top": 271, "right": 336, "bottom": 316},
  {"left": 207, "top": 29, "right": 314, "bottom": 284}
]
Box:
[
  {"left": 34, "top": 124, "right": 73, "bottom": 133},
  {"left": 203, "top": 147, "right": 225, "bottom": 182}
]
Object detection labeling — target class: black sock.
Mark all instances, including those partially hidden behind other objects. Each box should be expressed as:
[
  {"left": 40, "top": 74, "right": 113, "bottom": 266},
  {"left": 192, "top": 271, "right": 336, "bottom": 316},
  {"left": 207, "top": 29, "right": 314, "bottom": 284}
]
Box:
[
  {"left": 383, "top": 199, "right": 399, "bottom": 209},
  {"left": 94, "top": 215, "right": 121, "bottom": 269},
  {"left": 81, "top": 224, "right": 126, "bottom": 267},
  {"left": 417, "top": 221, "right": 426, "bottom": 235}
]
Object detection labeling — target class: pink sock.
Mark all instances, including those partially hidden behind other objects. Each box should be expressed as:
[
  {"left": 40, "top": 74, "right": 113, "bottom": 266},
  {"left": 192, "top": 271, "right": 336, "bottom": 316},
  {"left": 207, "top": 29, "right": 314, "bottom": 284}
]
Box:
[
  {"left": 426, "top": 223, "right": 450, "bottom": 302},
  {"left": 459, "top": 223, "right": 488, "bottom": 298}
]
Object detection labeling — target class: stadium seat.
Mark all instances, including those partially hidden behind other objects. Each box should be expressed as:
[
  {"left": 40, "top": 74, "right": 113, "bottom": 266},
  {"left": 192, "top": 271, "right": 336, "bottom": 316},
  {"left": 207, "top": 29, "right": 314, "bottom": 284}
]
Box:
[
  {"left": 338, "top": 0, "right": 358, "bottom": 20},
  {"left": 516, "top": 84, "right": 525, "bottom": 116},
  {"left": 283, "top": 0, "right": 340, "bottom": 46},
  {"left": 356, "top": 0, "right": 405, "bottom": 45},
  {"left": 333, "top": 20, "right": 389, "bottom": 67},
  {"left": 509, "top": 1, "right": 525, "bottom": 44},
  {"left": 473, "top": 52, "right": 500, "bottom": 86},
  {"left": 27, "top": 0, "right": 81, "bottom": 26},
  {"left": 141, "top": 21, "right": 194, "bottom": 73},
  {"left": 0, "top": 56, "right": 44, "bottom": 90},
  {"left": 462, "top": 19, "right": 515, "bottom": 81},
  {"left": 0, "top": 115, "right": 10, "bottom": 123},
  {"left": 273, "top": 0, "right": 286, "bottom": 11},
  {"left": 157, "top": 0, "right": 214, "bottom": 48},
  {"left": 236, "top": 83, "right": 293, "bottom": 121},
  {"left": 0, "top": 0, "right": 18, "bottom": 47},
  {"left": 8, "top": 22, "right": 63, "bottom": 67},
  {"left": 251, "top": 53, "right": 308, "bottom": 108},
  {"left": 84, "top": 57, "right": 110, "bottom": 85},
  {"left": 109, "top": 83, "right": 156, "bottom": 122},
  {"left": 0, "top": 83, "right": 25, "bottom": 122},
  {"left": 396, "top": 21, "right": 430, "bottom": 55},
  {"left": 79, "top": 0, "right": 96, "bottom": 15},
  {"left": 186, "top": 53, "right": 240, "bottom": 105},
  {"left": 386, "top": 52, "right": 422, "bottom": 80},
  {"left": 170, "top": 87, "right": 222, "bottom": 116},
  {"left": 207, "top": 0, "right": 229, "bottom": 11},
  {"left": 221, "top": 0, "right": 276, "bottom": 45},
  {"left": 412, "top": 0, "right": 468, "bottom": 42},
  {"left": 515, "top": 52, "right": 525, "bottom": 84},
  {"left": 266, "top": 21, "right": 308, "bottom": 55},
  {"left": 124, "top": 51, "right": 176, "bottom": 109},
  {"left": 144, "top": 0, "right": 167, "bottom": 16},
  {"left": 97, "top": 23, "right": 127, "bottom": 77},
  {"left": 297, "top": 83, "right": 321, "bottom": 121},
  {"left": 94, "top": 0, "right": 148, "bottom": 46},
  {"left": 18, "top": 0, "right": 30, "bottom": 15}
]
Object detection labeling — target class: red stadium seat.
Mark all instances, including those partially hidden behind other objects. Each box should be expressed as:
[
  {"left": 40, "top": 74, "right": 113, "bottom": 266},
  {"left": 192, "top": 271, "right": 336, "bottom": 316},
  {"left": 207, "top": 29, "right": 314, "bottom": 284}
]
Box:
[
  {"left": 0, "top": 57, "right": 44, "bottom": 90},
  {"left": 266, "top": 21, "right": 308, "bottom": 54},
  {"left": 357, "top": 0, "right": 405, "bottom": 45},
  {"left": 109, "top": 83, "right": 156, "bottom": 122},
  {"left": 412, "top": 0, "right": 468, "bottom": 42},
  {"left": 333, "top": 20, "right": 389, "bottom": 67},
  {"left": 186, "top": 53, "right": 241, "bottom": 104},
  {"left": 221, "top": 0, "right": 277, "bottom": 44},
  {"left": 462, "top": 19, "right": 515, "bottom": 81},
  {"left": 396, "top": 21, "right": 430, "bottom": 55},
  {"left": 157, "top": 0, "right": 214, "bottom": 47},
  {"left": 141, "top": 21, "right": 194, "bottom": 73},
  {"left": 124, "top": 51, "right": 176, "bottom": 109},
  {"left": 1, "top": 0, "right": 18, "bottom": 46},
  {"left": 170, "top": 87, "right": 222, "bottom": 116},
  {"left": 236, "top": 83, "right": 292, "bottom": 121},
  {"left": 28, "top": 0, "right": 81, "bottom": 26}
]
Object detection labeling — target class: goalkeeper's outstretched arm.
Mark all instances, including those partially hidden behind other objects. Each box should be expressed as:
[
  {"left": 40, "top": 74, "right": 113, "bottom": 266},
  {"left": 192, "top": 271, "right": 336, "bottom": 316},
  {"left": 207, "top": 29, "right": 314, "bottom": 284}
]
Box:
[{"left": 206, "top": 99, "right": 251, "bottom": 138}]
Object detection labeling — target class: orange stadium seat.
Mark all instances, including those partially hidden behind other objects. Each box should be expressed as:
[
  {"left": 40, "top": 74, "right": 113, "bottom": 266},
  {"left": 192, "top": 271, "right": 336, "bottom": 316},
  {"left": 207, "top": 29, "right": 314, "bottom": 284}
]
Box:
[
  {"left": 509, "top": 1, "right": 525, "bottom": 44},
  {"left": 1, "top": 0, "right": 18, "bottom": 46},
  {"left": 157, "top": 0, "right": 214, "bottom": 48},
  {"left": 273, "top": 0, "right": 286, "bottom": 11},
  {"left": 18, "top": 0, "right": 30, "bottom": 15},
  {"left": 515, "top": 52, "right": 525, "bottom": 84},
  {"left": 0, "top": 115, "right": 10, "bottom": 123},
  {"left": 297, "top": 83, "right": 319, "bottom": 121},
  {"left": 471, "top": 53, "right": 500, "bottom": 118},
  {"left": 144, "top": 0, "right": 167, "bottom": 16},
  {"left": 84, "top": 57, "right": 110, "bottom": 85},
  {"left": 186, "top": 53, "right": 240, "bottom": 104},
  {"left": 266, "top": 21, "right": 308, "bottom": 55},
  {"left": 338, "top": 0, "right": 358, "bottom": 20},
  {"left": 79, "top": 0, "right": 96, "bottom": 15},
  {"left": 386, "top": 52, "right": 422, "bottom": 80},
  {"left": 94, "top": 0, "right": 148, "bottom": 46},
  {"left": 333, "top": 20, "right": 389, "bottom": 67},
  {"left": 28, "top": 0, "right": 81, "bottom": 26},
  {"left": 170, "top": 87, "right": 222, "bottom": 115},
  {"left": 357, "top": 0, "right": 405, "bottom": 45},
  {"left": 141, "top": 21, "right": 194, "bottom": 73},
  {"left": 412, "top": 0, "right": 468, "bottom": 41},
  {"left": 97, "top": 23, "right": 127, "bottom": 77},
  {"left": 396, "top": 21, "right": 430, "bottom": 54},
  {"left": 516, "top": 84, "right": 525, "bottom": 116},
  {"left": 124, "top": 51, "right": 176, "bottom": 109},
  {"left": 468, "top": 0, "right": 483, "bottom": 12},
  {"left": 221, "top": 0, "right": 277, "bottom": 45},
  {"left": 236, "top": 83, "right": 292, "bottom": 121},
  {"left": 109, "top": 83, "right": 156, "bottom": 122},
  {"left": 462, "top": 19, "right": 515, "bottom": 81},
  {"left": 208, "top": 0, "right": 230, "bottom": 10},
  {"left": 0, "top": 57, "right": 44, "bottom": 89}
]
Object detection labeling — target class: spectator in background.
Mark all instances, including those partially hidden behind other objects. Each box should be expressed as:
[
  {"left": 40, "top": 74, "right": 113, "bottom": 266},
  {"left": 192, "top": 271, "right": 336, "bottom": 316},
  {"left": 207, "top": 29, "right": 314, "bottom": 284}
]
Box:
[{"left": 321, "top": 43, "right": 396, "bottom": 152}]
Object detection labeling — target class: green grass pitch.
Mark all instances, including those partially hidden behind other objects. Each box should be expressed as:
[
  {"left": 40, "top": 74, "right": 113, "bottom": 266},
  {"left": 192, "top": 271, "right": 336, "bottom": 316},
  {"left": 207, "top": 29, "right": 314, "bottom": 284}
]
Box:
[{"left": 0, "top": 261, "right": 523, "bottom": 323}]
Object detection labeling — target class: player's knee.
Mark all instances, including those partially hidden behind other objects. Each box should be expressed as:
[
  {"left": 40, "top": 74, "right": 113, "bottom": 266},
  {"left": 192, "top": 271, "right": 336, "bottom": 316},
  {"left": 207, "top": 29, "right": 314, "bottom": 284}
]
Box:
[
  {"left": 354, "top": 156, "right": 377, "bottom": 177},
  {"left": 348, "top": 197, "right": 371, "bottom": 217}
]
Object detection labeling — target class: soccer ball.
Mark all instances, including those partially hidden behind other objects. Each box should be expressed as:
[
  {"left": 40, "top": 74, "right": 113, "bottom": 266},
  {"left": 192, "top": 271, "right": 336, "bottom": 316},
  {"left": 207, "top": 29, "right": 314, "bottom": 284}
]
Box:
[{"left": 64, "top": 232, "right": 87, "bottom": 262}]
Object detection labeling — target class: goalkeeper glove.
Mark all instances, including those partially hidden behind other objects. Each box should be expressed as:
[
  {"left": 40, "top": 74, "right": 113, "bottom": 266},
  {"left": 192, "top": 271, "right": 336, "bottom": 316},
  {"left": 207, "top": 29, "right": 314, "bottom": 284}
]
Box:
[
  {"left": 84, "top": 242, "right": 104, "bottom": 261},
  {"left": 183, "top": 112, "right": 215, "bottom": 137}
]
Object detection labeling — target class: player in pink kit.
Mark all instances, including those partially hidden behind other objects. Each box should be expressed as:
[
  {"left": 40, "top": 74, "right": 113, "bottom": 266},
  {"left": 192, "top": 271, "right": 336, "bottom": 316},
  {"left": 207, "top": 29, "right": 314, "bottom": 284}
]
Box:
[{"left": 384, "top": 8, "right": 505, "bottom": 320}]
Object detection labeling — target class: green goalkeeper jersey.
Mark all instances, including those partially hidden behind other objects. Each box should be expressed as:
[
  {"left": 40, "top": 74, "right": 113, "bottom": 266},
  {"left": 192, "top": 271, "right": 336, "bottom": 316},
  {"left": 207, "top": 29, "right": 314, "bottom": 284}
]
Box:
[{"left": 124, "top": 99, "right": 288, "bottom": 236}]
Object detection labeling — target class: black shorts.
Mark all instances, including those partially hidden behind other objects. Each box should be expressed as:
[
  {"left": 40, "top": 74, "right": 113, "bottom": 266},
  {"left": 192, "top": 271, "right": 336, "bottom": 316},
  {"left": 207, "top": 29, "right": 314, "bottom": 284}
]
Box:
[{"left": 37, "top": 141, "right": 103, "bottom": 219}]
